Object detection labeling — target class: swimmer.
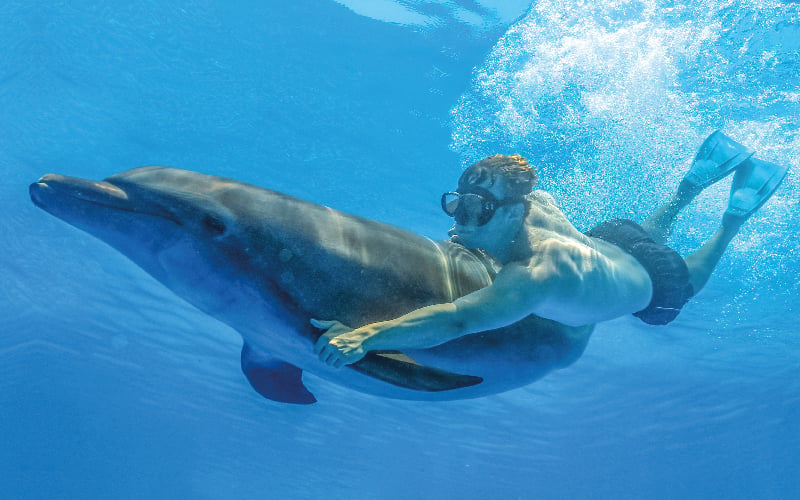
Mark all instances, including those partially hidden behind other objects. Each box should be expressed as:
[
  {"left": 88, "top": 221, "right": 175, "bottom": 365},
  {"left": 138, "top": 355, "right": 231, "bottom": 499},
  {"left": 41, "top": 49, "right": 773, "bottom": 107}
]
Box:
[{"left": 314, "top": 131, "right": 789, "bottom": 367}]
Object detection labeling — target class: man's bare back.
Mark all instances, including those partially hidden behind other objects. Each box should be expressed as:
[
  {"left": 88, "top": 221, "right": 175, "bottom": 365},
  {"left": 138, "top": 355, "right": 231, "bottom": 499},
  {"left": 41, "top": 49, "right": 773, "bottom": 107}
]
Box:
[{"left": 513, "top": 191, "right": 653, "bottom": 326}]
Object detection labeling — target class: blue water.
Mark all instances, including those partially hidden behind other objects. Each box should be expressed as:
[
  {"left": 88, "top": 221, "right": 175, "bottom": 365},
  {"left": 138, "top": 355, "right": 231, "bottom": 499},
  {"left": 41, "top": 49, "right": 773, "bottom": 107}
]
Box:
[{"left": 2, "top": 0, "right": 799, "bottom": 498}]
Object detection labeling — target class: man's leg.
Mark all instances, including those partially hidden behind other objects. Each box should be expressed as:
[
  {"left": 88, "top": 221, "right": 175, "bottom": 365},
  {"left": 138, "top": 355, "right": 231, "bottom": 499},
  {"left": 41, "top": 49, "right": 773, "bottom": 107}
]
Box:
[
  {"left": 682, "top": 218, "right": 742, "bottom": 293},
  {"left": 640, "top": 132, "right": 788, "bottom": 296},
  {"left": 641, "top": 130, "right": 754, "bottom": 245},
  {"left": 679, "top": 157, "right": 788, "bottom": 295},
  {"left": 684, "top": 158, "right": 789, "bottom": 293},
  {"left": 640, "top": 182, "right": 698, "bottom": 245}
]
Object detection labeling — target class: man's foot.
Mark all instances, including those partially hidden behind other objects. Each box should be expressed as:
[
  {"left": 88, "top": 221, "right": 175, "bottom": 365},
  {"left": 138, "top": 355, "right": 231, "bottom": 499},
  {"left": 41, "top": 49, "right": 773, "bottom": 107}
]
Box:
[
  {"left": 724, "top": 157, "right": 789, "bottom": 225},
  {"left": 678, "top": 130, "right": 755, "bottom": 199}
]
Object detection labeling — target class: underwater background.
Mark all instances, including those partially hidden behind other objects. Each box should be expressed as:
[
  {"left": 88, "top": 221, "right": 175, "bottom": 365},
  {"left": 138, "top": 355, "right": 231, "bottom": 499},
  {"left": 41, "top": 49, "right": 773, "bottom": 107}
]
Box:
[{"left": 2, "top": 0, "right": 799, "bottom": 498}]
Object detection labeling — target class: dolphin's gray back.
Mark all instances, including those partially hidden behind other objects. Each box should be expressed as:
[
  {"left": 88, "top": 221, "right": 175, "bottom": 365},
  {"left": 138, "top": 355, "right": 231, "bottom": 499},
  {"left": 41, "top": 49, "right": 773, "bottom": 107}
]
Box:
[{"left": 106, "top": 167, "right": 497, "bottom": 327}]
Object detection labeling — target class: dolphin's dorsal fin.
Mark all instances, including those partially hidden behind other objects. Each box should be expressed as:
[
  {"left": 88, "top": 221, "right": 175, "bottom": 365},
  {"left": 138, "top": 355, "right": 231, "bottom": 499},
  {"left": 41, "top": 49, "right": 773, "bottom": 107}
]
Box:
[{"left": 241, "top": 344, "right": 316, "bottom": 404}]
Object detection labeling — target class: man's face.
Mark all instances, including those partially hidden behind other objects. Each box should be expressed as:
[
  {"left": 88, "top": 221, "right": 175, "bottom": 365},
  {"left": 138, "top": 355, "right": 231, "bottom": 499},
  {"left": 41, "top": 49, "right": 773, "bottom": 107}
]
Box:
[{"left": 447, "top": 180, "right": 521, "bottom": 250}]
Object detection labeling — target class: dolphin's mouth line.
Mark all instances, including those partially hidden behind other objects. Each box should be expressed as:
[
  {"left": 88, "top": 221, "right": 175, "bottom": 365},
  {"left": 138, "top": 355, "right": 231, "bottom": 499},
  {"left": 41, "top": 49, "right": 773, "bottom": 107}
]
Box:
[
  {"left": 78, "top": 193, "right": 184, "bottom": 227},
  {"left": 93, "top": 198, "right": 184, "bottom": 226},
  {"left": 32, "top": 177, "right": 183, "bottom": 227}
]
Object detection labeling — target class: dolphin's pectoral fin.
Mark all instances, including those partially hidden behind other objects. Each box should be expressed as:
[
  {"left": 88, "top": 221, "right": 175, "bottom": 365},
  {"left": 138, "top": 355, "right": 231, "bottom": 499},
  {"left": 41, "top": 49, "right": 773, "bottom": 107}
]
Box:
[
  {"left": 242, "top": 362, "right": 317, "bottom": 404},
  {"left": 351, "top": 351, "right": 483, "bottom": 392},
  {"left": 241, "top": 344, "right": 316, "bottom": 405}
]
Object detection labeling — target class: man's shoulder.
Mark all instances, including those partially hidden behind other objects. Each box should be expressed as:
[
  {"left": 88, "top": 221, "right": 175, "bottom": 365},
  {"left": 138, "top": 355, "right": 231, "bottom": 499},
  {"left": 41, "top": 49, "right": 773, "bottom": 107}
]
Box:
[
  {"left": 524, "top": 190, "right": 570, "bottom": 225},
  {"left": 522, "top": 191, "right": 590, "bottom": 247},
  {"left": 527, "top": 189, "right": 559, "bottom": 207}
]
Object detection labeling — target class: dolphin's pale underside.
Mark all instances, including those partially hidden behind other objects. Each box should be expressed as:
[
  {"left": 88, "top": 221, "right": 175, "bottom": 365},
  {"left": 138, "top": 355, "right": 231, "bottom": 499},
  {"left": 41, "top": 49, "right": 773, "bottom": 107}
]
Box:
[{"left": 29, "top": 167, "right": 593, "bottom": 403}]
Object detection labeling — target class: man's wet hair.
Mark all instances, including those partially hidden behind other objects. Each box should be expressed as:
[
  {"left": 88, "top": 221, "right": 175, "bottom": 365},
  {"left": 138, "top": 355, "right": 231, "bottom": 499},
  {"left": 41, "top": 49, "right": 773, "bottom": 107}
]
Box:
[{"left": 457, "top": 154, "right": 537, "bottom": 199}]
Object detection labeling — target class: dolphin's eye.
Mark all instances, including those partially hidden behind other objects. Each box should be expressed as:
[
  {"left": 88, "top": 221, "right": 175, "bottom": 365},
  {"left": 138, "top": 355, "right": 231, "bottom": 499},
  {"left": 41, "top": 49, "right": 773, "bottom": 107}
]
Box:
[{"left": 202, "top": 215, "right": 227, "bottom": 236}]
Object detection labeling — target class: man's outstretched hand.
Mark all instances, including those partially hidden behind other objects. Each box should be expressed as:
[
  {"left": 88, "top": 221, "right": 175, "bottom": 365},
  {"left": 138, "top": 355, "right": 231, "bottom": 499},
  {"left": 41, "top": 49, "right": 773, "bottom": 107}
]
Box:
[{"left": 312, "top": 319, "right": 368, "bottom": 368}]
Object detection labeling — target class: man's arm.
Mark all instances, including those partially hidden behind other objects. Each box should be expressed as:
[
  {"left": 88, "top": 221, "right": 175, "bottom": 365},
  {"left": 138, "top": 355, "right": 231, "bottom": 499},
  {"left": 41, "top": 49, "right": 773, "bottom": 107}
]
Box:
[{"left": 314, "top": 262, "right": 545, "bottom": 367}]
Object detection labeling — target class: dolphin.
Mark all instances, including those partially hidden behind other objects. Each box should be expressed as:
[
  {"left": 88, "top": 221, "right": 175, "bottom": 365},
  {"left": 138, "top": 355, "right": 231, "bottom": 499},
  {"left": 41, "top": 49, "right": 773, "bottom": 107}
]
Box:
[{"left": 29, "top": 167, "right": 593, "bottom": 404}]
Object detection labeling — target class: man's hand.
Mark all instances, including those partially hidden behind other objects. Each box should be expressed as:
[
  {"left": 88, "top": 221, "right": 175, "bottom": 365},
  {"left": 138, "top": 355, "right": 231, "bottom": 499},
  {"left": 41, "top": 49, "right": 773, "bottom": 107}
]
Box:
[{"left": 311, "top": 319, "right": 369, "bottom": 368}]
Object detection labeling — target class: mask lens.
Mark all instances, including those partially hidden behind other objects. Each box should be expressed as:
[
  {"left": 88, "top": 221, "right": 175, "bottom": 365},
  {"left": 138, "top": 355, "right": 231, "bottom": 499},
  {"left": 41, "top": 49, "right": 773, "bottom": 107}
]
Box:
[
  {"left": 442, "top": 192, "right": 461, "bottom": 217},
  {"left": 441, "top": 192, "right": 494, "bottom": 226}
]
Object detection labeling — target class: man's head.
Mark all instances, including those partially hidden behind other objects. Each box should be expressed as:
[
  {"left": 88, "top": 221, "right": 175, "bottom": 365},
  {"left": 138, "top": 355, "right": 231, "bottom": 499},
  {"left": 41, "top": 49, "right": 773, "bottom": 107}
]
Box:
[
  {"left": 457, "top": 154, "right": 537, "bottom": 200},
  {"left": 443, "top": 154, "right": 536, "bottom": 257}
]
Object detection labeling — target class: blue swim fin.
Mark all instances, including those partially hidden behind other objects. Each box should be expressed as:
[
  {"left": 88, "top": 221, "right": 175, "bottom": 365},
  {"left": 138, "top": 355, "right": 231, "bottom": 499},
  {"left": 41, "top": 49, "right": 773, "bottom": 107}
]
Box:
[
  {"left": 724, "top": 157, "right": 789, "bottom": 223},
  {"left": 241, "top": 343, "right": 316, "bottom": 404},
  {"left": 682, "top": 130, "right": 754, "bottom": 190}
]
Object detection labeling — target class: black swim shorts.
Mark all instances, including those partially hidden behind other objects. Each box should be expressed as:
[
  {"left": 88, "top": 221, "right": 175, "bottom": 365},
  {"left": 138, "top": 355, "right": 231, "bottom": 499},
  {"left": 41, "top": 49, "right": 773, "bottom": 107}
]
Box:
[{"left": 585, "top": 219, "right": 694, "bottom": 325}]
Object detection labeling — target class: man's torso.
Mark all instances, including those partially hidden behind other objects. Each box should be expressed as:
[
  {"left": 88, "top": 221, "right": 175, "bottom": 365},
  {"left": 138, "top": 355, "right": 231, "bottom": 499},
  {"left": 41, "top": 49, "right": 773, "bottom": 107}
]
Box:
[{"left": 509, "top": 191, "right": 654, "bottom": 325}]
